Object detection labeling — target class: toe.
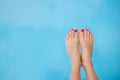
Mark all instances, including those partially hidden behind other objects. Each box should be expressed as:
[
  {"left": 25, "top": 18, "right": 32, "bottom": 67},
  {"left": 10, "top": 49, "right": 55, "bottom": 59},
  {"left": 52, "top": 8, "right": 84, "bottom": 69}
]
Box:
[
  {"left": 89, "top": 31, "right": 92, "bottom": 39},
  {"left": 89, "top": 31, "right": 94, "bottom": 41},
  {"left": 80, "top": 29, "right": 84, "bottom": 39},
  {"left": 74, "top": 29, "right": 78, "bottom": 39},
  {"left": 67, "top": 31, "right": 70, "bottom": 39},
  {"left": 86, "top": 29, "right": 90, "bottom": 37},
  {"left": 84, "top": 29, "right": 88, "bottom": 37},
  {"left": 92, "top": 36, "right": 94, "bottom": 41},
  {"left": 66, "top": 33, "right": 69, "bottom": 40},
  {"left": 91, "top": 33, "right": 94, "bottom": 41},
  {"left": 69, "top": 29, "right": 72, "bottom": 38},
  {"left": 71, "top": 29, "right": 74, "bottom": 38}
]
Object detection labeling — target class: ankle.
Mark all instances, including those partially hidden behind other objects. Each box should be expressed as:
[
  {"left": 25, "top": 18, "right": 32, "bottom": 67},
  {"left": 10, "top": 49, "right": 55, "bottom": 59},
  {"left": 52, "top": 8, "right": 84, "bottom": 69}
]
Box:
[
  {"left": 70, "top": 59, "right": 81, "bottom": 69},
  {"left": 82, "top": 59, "right": 93, "bottom": 68}
]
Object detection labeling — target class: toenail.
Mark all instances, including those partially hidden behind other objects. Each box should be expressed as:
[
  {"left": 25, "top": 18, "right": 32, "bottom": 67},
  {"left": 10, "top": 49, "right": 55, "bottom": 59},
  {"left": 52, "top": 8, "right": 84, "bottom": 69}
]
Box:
[
  {"left": 74, "top": 29, "right": 78, "bottom": 32},
  {"left": 81, "top": 29, "right": 84, "bottom": 32}
]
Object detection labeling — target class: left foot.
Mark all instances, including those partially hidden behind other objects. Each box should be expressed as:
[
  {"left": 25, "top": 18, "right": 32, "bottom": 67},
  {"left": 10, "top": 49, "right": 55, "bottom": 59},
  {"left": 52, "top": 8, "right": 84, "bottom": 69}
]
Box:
[
  {"left": 65, "top": 29, "right": 81, "bottom": 68},
  {"left": 79, "top": 29, "right": 94, "bottom": 67}
]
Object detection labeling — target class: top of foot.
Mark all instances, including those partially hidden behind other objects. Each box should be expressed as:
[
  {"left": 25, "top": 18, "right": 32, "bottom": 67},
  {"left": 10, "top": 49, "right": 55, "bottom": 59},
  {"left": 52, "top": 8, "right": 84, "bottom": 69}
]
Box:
[
  {"left": 65, "top": 29, "right": 80, "bottom": 62},
  {"left": 79, "top": 29, "right": 94, "bottom": 62}
]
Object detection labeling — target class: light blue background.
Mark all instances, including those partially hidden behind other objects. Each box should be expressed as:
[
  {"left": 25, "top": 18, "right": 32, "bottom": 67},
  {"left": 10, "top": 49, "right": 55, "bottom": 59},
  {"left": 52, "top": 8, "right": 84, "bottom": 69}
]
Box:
[{"left": 0, "top": 0, "right": 120, "bottom": 80}]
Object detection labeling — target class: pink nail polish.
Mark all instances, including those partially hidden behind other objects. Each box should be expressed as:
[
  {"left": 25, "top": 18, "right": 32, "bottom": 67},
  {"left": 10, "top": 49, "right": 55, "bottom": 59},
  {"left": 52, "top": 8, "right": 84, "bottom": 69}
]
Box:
[
  {"left": 81, "top": 29, "right": 84, "bottom": 32},
  {"left": 74, "top": 29, "right": 78, "bottom": 32}
]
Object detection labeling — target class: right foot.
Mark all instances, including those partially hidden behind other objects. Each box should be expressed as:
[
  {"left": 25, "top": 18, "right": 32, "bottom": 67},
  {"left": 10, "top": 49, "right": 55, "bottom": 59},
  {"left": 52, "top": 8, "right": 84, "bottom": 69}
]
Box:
[{"left": 79, "top": 29, "right": 94, "bottom": 66}]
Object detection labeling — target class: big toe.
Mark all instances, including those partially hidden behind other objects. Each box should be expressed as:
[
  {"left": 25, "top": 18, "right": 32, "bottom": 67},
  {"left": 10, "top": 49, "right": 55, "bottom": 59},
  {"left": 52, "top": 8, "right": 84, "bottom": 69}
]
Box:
[
  {"left": 74, "top": 29, "right": 78, "bottom": 39},
  {"left": 80, "top": 29, "right": 84, "bottom": 39}
]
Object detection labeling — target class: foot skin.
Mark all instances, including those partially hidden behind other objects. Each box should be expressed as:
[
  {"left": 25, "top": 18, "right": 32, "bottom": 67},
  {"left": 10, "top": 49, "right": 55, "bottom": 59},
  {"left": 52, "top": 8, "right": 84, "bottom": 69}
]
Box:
[
  {"left": 80, "top": 29, "right": 98, "bottom": 80},
  {"left": 65, "top": 29, "right": 81, "bottom": 80},
  {"left": 65, "top": 29, "right": 81, "bottom": 68},
  {"left": 79, "top": 29, "right": 94, "bottom": 66}
]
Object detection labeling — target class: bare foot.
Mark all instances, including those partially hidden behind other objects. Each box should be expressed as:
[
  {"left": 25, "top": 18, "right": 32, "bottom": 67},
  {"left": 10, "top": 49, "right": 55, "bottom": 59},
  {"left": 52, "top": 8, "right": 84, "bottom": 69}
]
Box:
[
  {"left": 65, "top": 29, "right": 81, "bottom": 68},
  {"left": 79, "top": 29, "right": 94, "bottom": 66}
]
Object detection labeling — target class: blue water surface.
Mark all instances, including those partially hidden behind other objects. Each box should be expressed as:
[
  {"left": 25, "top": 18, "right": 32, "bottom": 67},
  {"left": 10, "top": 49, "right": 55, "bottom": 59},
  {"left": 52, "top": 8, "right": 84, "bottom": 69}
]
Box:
[{"left": 0, "top": 0, "right": 120, "bottom": 80}]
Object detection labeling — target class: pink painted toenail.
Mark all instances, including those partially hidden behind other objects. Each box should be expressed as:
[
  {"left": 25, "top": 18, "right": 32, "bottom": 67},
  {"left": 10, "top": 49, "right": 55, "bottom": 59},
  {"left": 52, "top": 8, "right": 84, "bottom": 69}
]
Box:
[
  {"left": 81, "top": 29, "right": 84, "bottom": 32},
  {"left": 74, "top": 29, "right": 78, "bottom": 32}
]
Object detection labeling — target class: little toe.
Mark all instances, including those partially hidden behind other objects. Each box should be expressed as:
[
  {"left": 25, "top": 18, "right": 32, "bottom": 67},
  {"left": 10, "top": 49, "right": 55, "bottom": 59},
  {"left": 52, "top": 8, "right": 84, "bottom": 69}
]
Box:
[
  {"left": 91, "top": 33, "right": 94, "bottom": 41},
  {"left": 66, "top": 33, "right": 69, "bottom": 40},
  {"left": 89, "top": 31, "right": 94, "bottom": 41}
]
